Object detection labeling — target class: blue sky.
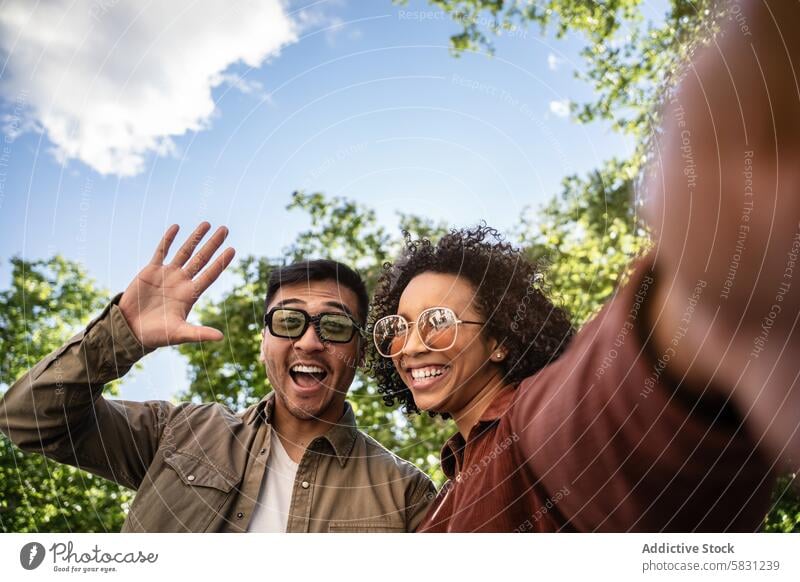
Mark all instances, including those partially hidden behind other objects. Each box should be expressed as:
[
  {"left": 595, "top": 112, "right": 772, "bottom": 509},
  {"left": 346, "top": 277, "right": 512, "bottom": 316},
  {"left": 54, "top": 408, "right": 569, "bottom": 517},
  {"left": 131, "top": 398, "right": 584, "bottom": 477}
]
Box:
[{"left": 0, "top": 0, "right": 664, "bottom": 401}]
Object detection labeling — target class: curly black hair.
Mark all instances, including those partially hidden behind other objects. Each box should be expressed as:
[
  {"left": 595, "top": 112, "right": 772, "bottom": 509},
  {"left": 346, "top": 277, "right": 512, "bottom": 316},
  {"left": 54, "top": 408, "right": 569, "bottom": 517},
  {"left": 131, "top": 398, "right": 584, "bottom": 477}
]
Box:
[{"left": 366, "top": 224, "right": 575, "bottom": 415}]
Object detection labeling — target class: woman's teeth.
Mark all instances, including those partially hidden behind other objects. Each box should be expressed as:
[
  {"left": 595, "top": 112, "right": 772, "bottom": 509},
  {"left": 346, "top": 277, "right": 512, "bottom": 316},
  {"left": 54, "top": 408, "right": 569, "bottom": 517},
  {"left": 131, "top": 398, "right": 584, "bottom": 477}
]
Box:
[{"left": 410, "top": 366, "right": 448, "bottom": 380}]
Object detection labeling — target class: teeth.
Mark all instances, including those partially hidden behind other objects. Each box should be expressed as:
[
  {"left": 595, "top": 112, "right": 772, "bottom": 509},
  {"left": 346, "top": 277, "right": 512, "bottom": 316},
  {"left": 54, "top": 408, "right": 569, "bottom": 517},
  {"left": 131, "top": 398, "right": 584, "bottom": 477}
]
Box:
[
  {"left": 410, "top": 366, "right": 447, "bottom": 380},
  {"left": 291, "top": 364, "right": 325, "bottom": 374}
]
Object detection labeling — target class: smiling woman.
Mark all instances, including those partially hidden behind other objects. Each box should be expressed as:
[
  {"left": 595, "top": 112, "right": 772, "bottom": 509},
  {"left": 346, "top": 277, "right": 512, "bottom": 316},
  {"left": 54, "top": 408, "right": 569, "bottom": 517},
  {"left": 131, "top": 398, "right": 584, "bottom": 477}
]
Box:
[{"left": 367, "top": 223, "right": 575, "bottom": 419}]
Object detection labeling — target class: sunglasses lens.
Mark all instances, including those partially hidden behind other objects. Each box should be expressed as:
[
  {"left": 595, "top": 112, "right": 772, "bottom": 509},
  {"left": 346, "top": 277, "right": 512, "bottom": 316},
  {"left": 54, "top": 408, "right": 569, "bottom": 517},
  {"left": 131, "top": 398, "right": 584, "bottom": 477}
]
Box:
[
  {"left": 419, "top": 308, "right": 458, "bottom": 351},
  {"left": 319, "top": 314, "right": 355, "bottom": 342},
  {"left": 373, "top": 316, "right": 407, "bottom": 357},
  {"left": 270, "top": 309, "right": 306, "bottom": 338}
]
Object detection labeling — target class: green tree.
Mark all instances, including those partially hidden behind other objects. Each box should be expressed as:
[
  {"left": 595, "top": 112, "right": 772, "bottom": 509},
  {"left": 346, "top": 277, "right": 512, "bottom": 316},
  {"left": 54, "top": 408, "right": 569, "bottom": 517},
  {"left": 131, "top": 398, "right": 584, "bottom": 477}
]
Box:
[
  {"left": 419, "top": 0, "right": 724, "bottom": 138},
  {"left": 515, "top": 158, "right": 649, "bottom": 324},
  {"left": 0, "top": 256, "right": 133, "bottom": 532},
  {"left": 764, "top": 473, "right": 800, "bottom": 533}
]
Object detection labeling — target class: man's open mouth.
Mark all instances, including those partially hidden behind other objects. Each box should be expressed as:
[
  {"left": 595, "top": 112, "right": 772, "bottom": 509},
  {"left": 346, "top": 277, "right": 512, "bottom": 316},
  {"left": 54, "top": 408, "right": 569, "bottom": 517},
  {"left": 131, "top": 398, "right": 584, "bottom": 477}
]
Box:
[{"left": 289, "top": 364, "right": 328, "bottom": 389}]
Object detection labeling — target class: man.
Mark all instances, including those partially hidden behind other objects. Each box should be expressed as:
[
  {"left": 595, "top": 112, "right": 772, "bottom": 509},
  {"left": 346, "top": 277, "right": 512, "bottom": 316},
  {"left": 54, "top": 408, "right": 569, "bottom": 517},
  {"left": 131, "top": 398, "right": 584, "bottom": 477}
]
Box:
[{"left": 0, "top": 222, "right": 434, "bottom": 532}]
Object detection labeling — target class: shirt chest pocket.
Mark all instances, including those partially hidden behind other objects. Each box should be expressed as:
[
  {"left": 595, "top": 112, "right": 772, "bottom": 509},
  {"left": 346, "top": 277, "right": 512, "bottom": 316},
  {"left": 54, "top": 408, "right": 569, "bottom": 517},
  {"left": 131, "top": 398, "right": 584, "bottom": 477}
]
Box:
[
  {"left": 165, "top": 450, "right": 239, "bottom": 492},
  {"left": 128, "top": 450, "right": 240, "bottom": 532}
]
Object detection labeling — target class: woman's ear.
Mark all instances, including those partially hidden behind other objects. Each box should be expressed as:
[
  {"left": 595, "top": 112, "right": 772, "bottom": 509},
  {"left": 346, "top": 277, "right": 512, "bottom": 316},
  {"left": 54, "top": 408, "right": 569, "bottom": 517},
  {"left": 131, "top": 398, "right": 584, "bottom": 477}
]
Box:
[{"left": 490, "top": 340, "right": 508, "bottom": 362}]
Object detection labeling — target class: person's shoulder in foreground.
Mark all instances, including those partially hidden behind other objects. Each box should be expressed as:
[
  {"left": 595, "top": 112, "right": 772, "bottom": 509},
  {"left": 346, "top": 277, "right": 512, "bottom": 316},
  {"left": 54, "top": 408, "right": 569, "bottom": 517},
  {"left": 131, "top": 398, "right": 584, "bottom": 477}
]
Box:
[{"left": 506, "top": 253, "right": 775, "bottom": 532}]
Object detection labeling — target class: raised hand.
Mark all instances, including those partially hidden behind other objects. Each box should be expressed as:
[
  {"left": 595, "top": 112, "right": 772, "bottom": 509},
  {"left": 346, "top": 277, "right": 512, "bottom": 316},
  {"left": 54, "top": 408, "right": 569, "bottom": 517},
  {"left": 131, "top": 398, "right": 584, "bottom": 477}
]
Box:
[{"left": 117, "top": 222, "right": 236, "bottom": 348}]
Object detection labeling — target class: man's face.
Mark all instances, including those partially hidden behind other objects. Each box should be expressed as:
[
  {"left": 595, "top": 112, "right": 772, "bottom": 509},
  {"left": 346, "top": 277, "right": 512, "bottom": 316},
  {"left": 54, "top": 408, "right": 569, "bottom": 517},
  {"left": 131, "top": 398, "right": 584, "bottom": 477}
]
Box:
[{"left": 260, "top": 279, "right": 363, "bottom": 421}]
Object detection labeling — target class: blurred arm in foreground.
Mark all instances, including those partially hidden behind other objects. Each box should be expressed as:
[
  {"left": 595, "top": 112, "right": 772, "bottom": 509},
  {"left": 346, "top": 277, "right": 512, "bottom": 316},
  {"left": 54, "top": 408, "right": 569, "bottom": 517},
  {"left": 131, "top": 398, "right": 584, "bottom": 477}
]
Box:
[{"left": 645, "top": 0, "right": 800, "bottom": 463}]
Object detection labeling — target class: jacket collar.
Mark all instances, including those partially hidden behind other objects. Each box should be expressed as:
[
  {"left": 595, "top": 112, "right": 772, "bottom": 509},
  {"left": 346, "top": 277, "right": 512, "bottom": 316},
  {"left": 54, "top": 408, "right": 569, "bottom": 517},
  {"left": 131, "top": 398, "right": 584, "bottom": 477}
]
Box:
[
  {"left": 440, "top": 384, "right": 518, "bottom": 480},
  {"left": 247, "top": 392, "right": 358, "bottom": 467}
]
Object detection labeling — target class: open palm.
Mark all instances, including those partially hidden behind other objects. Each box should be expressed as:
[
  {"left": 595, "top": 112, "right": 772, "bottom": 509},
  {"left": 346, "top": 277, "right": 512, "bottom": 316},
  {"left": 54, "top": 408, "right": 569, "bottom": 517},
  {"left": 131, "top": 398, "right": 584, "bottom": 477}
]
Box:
[{"left": 118, "top": 222, "right": 236, "bottom": 348}]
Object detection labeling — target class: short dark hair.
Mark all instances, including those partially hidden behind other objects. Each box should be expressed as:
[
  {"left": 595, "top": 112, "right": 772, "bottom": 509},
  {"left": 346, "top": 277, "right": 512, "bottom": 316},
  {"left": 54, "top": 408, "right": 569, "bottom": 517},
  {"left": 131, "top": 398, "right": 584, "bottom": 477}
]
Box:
[
  {"left": 367, "top": 224, "right": 575, "bottom": 415},
  {"left": 264, "top": 259, "right": 368, "bottom": 326}
]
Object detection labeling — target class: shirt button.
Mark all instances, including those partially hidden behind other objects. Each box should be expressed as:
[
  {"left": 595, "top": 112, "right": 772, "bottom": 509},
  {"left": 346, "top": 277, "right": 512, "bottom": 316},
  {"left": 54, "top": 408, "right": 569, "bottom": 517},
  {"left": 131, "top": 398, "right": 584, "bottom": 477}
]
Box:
[
  {"left": 259, "top": 448, "right": 267, "bottom": 455},
  {"left": 237, "top": 512, "right": 244, "bottom": 519},
  {"left": 187, "top": 475, "right": 195, "bottom": 482},
  {"left": 301, "top": 481, "right": 310, "bottom": 489}
]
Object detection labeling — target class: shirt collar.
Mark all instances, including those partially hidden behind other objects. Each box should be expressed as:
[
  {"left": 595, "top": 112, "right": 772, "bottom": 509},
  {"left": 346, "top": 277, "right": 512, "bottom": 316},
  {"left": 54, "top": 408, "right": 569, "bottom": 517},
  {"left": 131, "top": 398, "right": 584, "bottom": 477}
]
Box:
[
  {"left": 440, "top": 433, "right": 466, "bottom": 480},
  {"left": 439, "top": 385, "right": 519, "bottom": 480},
  {"left": 247, "top": 392, "right": 358, "bottom": 468}
]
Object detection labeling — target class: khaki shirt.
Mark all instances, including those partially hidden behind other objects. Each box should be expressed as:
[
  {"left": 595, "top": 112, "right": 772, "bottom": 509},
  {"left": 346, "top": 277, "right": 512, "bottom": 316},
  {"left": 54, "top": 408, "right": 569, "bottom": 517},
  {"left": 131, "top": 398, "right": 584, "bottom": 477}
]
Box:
[{"left": 0, "top": 296, "right": 435, "bottom": 532}]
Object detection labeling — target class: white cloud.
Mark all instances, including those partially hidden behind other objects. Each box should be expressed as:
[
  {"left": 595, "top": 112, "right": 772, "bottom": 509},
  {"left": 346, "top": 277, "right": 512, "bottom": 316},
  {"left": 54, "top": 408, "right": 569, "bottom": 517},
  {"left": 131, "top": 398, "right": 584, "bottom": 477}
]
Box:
[
  {"left": 2, "top": 109, "right": 39, "bottom": 141},
  {"left": 549, "top": 99, "right": 571, "bottom": 118},
  {"left": 0, "top": 0, "right": 297, "bottom": 177},
  {"left": 294, "top": 4, "right": 360, "bottom": 49},
  {"left": 215, "top": 72, "right": 268, "bottom": 99},
  {"left": 547, "top": 52, "right": 564, "bottom": 71}
]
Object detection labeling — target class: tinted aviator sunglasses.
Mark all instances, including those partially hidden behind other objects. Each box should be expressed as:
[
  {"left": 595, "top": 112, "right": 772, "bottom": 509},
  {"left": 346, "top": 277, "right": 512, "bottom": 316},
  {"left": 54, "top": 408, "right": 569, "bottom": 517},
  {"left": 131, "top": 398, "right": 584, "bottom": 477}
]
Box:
[
  {"left": 264, "top": 307, "right": 362, "bottom": 343},
  {"left": 372, "top": 307, "right": 484, "bottom": 358}
]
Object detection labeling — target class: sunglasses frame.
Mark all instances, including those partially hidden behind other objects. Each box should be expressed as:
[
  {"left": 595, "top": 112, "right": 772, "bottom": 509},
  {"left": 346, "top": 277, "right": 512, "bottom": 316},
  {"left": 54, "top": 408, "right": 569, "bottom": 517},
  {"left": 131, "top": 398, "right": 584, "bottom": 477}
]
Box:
[
  {"left": 372, "top": 306, "right": 484, "bottom": 358},
  {"left": 264, "top": 307, "right": 362, "bottom": 344}
]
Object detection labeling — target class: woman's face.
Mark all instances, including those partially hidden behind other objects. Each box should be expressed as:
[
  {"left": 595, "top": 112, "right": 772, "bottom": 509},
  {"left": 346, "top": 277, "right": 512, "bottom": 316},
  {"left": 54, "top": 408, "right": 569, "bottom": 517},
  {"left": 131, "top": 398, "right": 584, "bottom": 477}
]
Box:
[{"left": 392, "top": 272, "right": 504, "bottom": 415}]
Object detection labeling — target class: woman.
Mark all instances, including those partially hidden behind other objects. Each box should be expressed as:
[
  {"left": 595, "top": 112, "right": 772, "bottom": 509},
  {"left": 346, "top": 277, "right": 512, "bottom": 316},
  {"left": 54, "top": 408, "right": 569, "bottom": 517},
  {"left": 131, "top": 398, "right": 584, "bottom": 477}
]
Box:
[
  {"left": 368, "top": 224, "right": 575, "bottom": 531},
  {"left": 367, "top": 225, "right": 773, "bottom": 533}
]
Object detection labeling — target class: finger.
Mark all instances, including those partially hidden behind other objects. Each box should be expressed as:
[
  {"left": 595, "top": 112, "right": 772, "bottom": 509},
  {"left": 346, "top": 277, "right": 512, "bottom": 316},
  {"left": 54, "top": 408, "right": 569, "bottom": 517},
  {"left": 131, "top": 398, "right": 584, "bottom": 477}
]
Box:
[
  {"left": 193, "top": 247, "right": 236, "bottom": 296},
  {"left": 150, "top": 224, "right": 180, "bottom": 265},
  {"left": 185, "top": 226, "right": 229, "bottom": 277},
  {"left": 170, "top": 222, "right": 211, "bottom": 267},
  {"left": 175, "top": 323, "right": 224, "bottom": 344}
]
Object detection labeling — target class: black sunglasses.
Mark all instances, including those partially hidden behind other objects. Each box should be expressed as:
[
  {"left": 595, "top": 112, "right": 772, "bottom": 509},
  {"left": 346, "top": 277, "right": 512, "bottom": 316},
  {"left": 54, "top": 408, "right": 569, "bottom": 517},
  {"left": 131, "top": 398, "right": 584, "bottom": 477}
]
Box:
[{"left": 264, "top": 307, "right": 362, "bottom": 343}]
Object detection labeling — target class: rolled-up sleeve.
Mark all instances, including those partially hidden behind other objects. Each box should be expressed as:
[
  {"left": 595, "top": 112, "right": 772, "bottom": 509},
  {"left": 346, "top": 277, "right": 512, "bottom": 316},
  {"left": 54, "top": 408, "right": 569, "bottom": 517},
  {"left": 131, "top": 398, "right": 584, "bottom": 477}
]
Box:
[{"left": 0, "top": 294, "right": 178, "bottom": 490}]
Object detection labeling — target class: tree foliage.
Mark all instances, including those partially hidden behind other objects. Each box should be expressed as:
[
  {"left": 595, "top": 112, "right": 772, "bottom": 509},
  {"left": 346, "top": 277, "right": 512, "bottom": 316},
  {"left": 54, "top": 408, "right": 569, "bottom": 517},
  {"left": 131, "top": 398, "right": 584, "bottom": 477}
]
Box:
[
  {"left": 0, "top": 257, "right": 133, "bottom": 532},
  {"left": 764, "top": 473, "right": 800, "bottom": 533},
  {"left": 419, "top": 0, "right": 725, "bottom": 137},
  {"left": 515, "top": 158, "right": 649, "bottom": 324}
]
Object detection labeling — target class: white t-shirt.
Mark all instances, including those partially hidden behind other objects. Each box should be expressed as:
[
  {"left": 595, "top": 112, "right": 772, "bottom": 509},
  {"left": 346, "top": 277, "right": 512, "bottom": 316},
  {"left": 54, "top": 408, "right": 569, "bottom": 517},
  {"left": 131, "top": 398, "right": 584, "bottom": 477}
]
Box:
[{"left": 247, "top": 429, "right": 300, "bottom": 532}]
